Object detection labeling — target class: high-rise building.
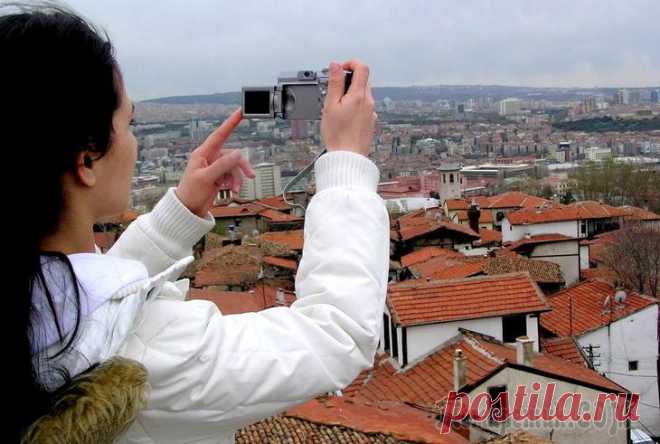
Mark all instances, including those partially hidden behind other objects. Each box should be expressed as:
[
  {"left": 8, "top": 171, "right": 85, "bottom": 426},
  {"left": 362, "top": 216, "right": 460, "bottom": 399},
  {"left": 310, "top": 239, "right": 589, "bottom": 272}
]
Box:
[
  {"left": 651, "top": 89, "right": 659, "bottom": 104},
  {"left": 498, "top": 98, "right": 521, "bottom": 116},
  {"left": 239, "top": 162, "right": 282, "bottom": 200},
  {"left": 614, "top": 89, "right": 629, "bottom": 105},
  {"left": 628, "top": 90, "right": 641, "bottom": 104}
]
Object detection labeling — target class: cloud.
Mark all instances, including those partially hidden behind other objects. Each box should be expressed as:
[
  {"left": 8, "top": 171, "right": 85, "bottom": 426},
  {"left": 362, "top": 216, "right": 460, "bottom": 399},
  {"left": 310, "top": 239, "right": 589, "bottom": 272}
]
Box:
[{"left": 63, "top": 0, "right": 660, "bottom": 100}]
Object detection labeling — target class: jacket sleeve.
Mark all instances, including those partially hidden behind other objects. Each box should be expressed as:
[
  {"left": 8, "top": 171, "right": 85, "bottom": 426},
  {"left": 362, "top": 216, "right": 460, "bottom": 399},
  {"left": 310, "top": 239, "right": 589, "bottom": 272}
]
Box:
[
  {"left": 106, "top": 188, "right": 215, "bottom": 276},
  {"left": 126, "top": 151, "right": 390, "bottom": 437}
]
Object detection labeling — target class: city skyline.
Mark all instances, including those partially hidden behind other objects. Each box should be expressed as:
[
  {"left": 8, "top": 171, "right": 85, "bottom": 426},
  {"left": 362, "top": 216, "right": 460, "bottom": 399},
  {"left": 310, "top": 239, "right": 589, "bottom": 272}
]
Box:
[{"left": 61, "top": 0, "right": 660, "bottom": 100}]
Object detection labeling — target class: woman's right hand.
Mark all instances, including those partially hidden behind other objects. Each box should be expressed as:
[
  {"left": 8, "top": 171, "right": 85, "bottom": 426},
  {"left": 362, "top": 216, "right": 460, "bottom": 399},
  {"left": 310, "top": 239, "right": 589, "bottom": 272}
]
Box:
[{"left": 321, "top": 59, "right": 376, "bottom": 157}]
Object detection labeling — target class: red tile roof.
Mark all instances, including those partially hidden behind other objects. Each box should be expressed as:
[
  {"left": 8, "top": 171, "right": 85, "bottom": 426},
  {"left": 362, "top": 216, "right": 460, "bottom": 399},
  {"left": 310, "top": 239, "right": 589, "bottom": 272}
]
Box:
[
  {"left": 284, "top": 398, "right": 469, "bottom": 444},
  {"left": 408, "top": 254, "right": 466, "bottom": 278},
  {"left": 487, "top": 192, "right": 549, "bottom": 210},
  {"left": 254, "top": 195, "right": 291, "bottom": 211},
  {"left": 507, "top": 233, "right": 577, "bottom": 252},
  {"left": 347, "top": 330, "right": 624, "bottom": 408},
  {"left": 540, "top": 280, "right": 657, "bottom": 337},
  {"left": 400, "top": 247, "right": 463, "bottom": 268},
  {"left": 541, "top": 337, "right": 589, "bottom": 367},
  {"left": 263, "top": 255, "right": 298, "bottom": 271},
  {"left": 454, "top": 209, "right": 494, "bottom": 224},
  {"left": 507, "top": 201, "right": 627, "bottom": 225},
  {"left": 394, "top": 220, "right": 479, "bottom": 242},
  {"left": 387, "top": 273, "right": 550, "bottom": 327},
  {"left": 621, "top": 206, "right": 660, "bottom": 221},
  {"left": 210, "top": 204, "right": 261, "bottom": 218},
  {"left": 445, "top": 196, "right": 493, "bottom": 211},
  {"left": 258, "top": 208, "right": 303, "bottom": 222},
  {"left": 476, "top": 228, "right": 502, "bottom": 245},
  {"left": 93, "top": 232, "right": 116, "bottom": 250},
  {"left": 428, "top": 260, "right": 486, "bottom": 280},
  {"left": 259, "top": 230, "right": 304, "bottom": 251},
  {"left": 189, "top": 289, "right": 264, "bottom": 314}
]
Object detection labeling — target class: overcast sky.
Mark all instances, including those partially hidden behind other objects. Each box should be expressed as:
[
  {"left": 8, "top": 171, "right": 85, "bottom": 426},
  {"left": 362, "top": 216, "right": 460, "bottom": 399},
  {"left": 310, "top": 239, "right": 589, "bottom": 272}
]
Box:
[{"left": 62, "top": 0, "right": 660, "bottom": 100}]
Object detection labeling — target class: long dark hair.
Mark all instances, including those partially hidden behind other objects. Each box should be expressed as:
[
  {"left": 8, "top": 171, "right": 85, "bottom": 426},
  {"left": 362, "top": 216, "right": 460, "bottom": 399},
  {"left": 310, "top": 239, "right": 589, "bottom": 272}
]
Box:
[{"left": 1, "top": 3, "right": 121, "bottom": 440}]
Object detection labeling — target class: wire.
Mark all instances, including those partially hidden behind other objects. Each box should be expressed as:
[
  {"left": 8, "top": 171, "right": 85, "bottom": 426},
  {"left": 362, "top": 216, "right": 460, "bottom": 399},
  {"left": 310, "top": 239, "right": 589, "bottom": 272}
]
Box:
[{"left": 281, "top": 149, "right": 326, "bottom": 214}]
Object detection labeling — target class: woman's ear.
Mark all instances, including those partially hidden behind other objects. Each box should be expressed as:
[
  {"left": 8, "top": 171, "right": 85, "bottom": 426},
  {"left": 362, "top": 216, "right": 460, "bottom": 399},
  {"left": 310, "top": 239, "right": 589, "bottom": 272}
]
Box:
[{"left": 74, "top": 151, "right": 97, "bottom": 187}]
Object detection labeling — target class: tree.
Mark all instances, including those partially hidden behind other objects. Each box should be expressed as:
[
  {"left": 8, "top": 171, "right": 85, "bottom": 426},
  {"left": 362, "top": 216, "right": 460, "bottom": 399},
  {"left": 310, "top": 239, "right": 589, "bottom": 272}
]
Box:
[{"left": 601, "top": 224, "right": 660, "bottom": 299}]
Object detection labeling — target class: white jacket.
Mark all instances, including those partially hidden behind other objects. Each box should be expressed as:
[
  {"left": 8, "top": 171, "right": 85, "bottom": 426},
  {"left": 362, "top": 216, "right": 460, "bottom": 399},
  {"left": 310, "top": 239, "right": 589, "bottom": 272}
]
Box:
[{"left": 33, "top": 151, "right": 389, "bottom": 444}]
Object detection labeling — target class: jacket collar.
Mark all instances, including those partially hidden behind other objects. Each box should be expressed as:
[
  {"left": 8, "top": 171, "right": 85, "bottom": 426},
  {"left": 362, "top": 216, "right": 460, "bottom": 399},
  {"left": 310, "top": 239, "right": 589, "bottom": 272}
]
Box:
[{"left": 32, "top": 253, "right": 149, "bottom": 353}]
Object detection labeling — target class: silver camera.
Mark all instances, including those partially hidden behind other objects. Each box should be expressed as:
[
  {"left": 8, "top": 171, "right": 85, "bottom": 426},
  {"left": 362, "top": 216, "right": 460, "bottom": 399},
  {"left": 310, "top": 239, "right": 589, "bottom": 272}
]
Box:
[{"left": 242, "top": 69, "right": 352, "bottom": 120}]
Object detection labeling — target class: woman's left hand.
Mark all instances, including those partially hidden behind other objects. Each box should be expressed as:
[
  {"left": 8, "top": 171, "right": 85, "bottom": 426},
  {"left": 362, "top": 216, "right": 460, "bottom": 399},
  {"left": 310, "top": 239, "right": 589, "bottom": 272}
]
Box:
[{"left": 175, "top": 109, "right": 255, "bottom": 218}]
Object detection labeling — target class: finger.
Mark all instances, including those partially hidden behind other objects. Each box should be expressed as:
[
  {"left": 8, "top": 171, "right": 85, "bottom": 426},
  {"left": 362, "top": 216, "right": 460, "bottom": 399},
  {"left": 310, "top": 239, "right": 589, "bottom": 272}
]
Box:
[
  {"left": 366, "top": 81, "right": 375, "bottom": 103},
  {"left": 325, "top": 61, "right": 346, "bottom": 105},
  {"left": 230, "top": 166, "right": 244, "bottom": 193},
  {"left": 195, "top": 108, "right": 243, "bottom": 159},
  {"left": 203, "top": 149, "right": 242, "bottom": 184},
  {"left": 341, "top": 59, "right": 369, "bottom": 97}
]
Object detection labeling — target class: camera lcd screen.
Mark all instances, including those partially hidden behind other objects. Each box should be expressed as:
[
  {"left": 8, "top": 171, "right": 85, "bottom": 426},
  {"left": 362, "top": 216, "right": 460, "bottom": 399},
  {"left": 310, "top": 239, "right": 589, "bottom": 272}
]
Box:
[{"left": 244, "top": 90, "right": 272, "bottom": 115}]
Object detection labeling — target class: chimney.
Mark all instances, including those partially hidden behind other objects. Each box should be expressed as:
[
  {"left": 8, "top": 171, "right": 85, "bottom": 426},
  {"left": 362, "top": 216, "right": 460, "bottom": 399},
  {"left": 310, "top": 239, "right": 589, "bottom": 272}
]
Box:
[
  {"left": 453, "top": 349, "right": 467, "bottom": 391},
  {"left": 467, "top": 200, "right": 481, "bottom": 234},
  {"left": 276, "top": 288, "right": 286, "bottom": 306},
  {"left": 515, "top": 336, "right": 534, "bottom": 367}
]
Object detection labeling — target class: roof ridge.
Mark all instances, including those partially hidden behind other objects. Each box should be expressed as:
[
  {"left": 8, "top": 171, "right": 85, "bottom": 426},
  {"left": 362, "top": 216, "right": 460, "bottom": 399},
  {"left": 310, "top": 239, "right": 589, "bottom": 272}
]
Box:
[{"left": 460, "top": 330, "right": 506, "bottom": 365}]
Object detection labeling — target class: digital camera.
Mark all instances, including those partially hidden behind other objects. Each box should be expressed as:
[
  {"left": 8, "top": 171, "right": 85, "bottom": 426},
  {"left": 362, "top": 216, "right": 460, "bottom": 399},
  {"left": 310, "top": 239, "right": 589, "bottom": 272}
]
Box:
[{"left": 242, "top": 69, "right": 352, "bottom": 120}]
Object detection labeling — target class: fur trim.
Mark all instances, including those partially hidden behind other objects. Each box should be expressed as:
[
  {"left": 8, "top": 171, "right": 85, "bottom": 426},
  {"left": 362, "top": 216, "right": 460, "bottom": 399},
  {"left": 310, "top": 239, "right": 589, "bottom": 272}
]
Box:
[{"left": 22, "top": 357, "right": 149, "bottom": 444}]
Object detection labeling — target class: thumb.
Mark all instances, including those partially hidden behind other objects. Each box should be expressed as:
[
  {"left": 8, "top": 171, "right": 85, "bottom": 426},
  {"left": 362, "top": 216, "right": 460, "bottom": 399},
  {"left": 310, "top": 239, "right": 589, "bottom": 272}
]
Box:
[{"left": 325, "top": 62, "right": 345, "bottom": 105}]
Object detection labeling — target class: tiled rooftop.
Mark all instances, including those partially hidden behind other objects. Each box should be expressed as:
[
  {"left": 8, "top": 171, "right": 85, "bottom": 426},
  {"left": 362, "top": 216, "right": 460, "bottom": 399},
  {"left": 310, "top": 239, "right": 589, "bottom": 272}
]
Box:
[
  {"left": 400, "top": 246, "right": 463, "bottom": 268},
  {"left": 540, "top": 280, "right": 657, "bottom": 337},
  {"left": 259, "top": 229, "right": 304, "bottom": 251},
  {"left": 210, "top": 203, "right": 262, "bottom": 218},
  {"left": 507, "top": 201, "right": 627, "bottom": 225},
  {"left": 387, "top": 273, "right": 550, "bottom": 327},
  {"left": 540, "top": 337, "right": 589, "bottom": 367},
  {"left": 507, "top": 233, "right": 577, "bottom": 252},
  {"left": 258, "top": 208, "right": 303, "bottom": 222},
  {"left": 486, "top": 192, "right": 549, "bottom": 210},
  {"left": 194, "top": 244, "right": 262, "bottom": 287},
  {"left": 263, "top": 255, "right": 298, "bottom": 271},
  {"left": 483, "top": 256, "right": 564, "bottom": 284},
  {"left": 347, "top": 330, "right": 624, "bottom": 408}
]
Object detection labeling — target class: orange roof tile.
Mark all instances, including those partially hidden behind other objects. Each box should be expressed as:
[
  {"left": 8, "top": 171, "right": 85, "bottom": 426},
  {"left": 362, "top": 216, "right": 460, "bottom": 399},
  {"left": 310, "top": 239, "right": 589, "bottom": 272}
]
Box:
[
  {"left": 507, "top": 233, "right": 577, "bottom": 251},
  {"left": 387, "top": 273, "right": 550, "bottom": 327},
  {"left": 477, "top": 228, "right": 502, "bottom": 245},
  {"left": 347, "top": 330, "right": 623, "bottom": 408},
  {"left": 541, "top": 337, "right": 589, "bottom": 367},
  {"left": 428, "top": 260, "right": 486, "bottom": 280},
  {"left": 395, "top": 219, "right": 479, "bottom": 242},
  {"left": 263, "top": 255, "right": 298, "bottom": 271},
  {"left": 254, "top": 195, "right": 291, "bottom": 211},
  {"left": 189, "top": 288, "right": 264, "bottom": 314},
  {"left": 210, "top": 203, "right": 261, "bottom": 218},
  {"left": 445, "top": 196, "right": 493, "bottom": 211},
  {"left": 454, "top": 209, "right": 494, "bottom": 224},
  {"left": 400, "top": 247, "right": 463, "bottom": 268},
  {"left": 540, "top": 280, "right": 657, "bottom": 337},
  {"left": 259, "top": 229, "right": 304, "bottom": 251},
  {"left": 258, "top": 208, "right": 303, "bottom": 222},
  {"left": 487, "top": 192, "right": 549, "bottom": 210},
  {"left": 194, "top": 244, "right": 262, "bottom": 287},
  {"left": 507, "top": 201, "right": 627, "bottom": 225},
  {"left": 409, "top": 254, "right": 466, "bottom": 278},
  {"left": 285, "top": 398, "right": 469, "bottom": 444},
  {"left": 621, "top": 206, "right": 660, "bottom": 221}
]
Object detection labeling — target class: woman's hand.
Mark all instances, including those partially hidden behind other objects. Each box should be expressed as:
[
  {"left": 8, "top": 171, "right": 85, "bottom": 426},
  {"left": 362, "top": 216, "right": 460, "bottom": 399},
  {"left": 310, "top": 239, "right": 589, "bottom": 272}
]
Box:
[
  {"left": 176, "top": 109, "right": 255, "bottom": 218},
  {"left": 321, "top": 59, "right": 377, "bottom": 157}
]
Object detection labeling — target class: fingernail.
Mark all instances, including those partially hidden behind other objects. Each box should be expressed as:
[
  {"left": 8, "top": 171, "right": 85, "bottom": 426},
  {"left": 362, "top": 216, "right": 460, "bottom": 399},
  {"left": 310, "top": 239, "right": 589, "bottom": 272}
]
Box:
[{"left": 330, "top": 62, "right": 340, "bottom": 74}]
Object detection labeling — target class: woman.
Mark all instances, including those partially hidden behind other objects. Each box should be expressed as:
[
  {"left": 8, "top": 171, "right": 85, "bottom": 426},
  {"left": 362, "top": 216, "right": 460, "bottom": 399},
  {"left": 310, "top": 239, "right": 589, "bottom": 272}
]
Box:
[{"left": 4, "top": 4, "right": 388, "bottom": 444}]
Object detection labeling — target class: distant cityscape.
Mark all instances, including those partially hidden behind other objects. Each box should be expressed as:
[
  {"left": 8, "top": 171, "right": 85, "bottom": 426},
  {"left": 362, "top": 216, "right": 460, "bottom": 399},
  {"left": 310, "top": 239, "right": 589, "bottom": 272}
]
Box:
[{"left": 98, "top": 83, "right": 660, "bottom": 443}]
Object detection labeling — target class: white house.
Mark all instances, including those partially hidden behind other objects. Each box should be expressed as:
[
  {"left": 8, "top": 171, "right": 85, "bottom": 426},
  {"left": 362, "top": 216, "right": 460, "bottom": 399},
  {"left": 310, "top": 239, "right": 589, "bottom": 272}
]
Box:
[
  {"left": 380, "top": 272, "right": 550, "bottom": 368},
  {"left": 506, "top": 234, "right": 584, "bottom": 285},
  {"left": 502, "top": 201, "right": 627, "bottom": 243},
  {"left": 540, "top": 280, "right": 660, "bottom": 438}
]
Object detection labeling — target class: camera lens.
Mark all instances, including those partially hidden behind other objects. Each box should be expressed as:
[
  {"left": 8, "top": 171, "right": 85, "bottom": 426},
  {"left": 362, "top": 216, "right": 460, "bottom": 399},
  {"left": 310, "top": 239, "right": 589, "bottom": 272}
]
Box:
[{"left": 304, "top": 71, "right": 311, "bottom": 77}]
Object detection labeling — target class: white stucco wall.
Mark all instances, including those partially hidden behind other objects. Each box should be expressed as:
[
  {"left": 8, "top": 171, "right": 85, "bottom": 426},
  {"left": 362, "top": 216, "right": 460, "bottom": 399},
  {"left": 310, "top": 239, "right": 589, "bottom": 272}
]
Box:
[
  {"left": 576, "top": 305, "right": 659, "bottom": 437},
  {"left": 529, "top": 240, "right": 580, "bottom": 286},
  {"left": 502, "top": 219, "right": 579, "bottom": 243},
  {"left": 404, "top": 315, "right": 540, "bottom": 365},
  {"left": 580, "top": 245, "right": 590, "bottom": 270},
  {"left": 468, "top": 367, "right": 629, "bottom": 444}
]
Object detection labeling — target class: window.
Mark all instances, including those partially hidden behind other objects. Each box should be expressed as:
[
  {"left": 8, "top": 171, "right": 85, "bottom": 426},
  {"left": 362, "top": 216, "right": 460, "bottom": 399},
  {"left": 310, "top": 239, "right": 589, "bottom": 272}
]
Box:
[
  {"left": 502, "top": 314, "right": 527, "bottom": 343},
  {"left": 450, "top": 174, "right": 454, "bottom": 183},
  {"left": 383, "top": 314, "right": 390, "bottom": 352},
  {"left": 488, "top": 385, "right": 508, "bottom": 423},
  {"left": 443, "top": 174, "right": 446, "bottom": 184},
  {"left": 580, "top": 220, "right": 587, "bottom": 235},
  {"left": 628, "top": 360, "right": 639, "bottom": 371},
  {"left": 390, "top": 321, "right": 399, "bottom": 358}
]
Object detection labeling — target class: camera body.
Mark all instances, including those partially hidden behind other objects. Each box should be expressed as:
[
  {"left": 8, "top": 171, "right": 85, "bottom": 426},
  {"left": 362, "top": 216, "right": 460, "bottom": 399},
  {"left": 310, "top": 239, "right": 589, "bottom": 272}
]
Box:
[{"left": 242, "top": 69, "right": 351, "bottom": 120}]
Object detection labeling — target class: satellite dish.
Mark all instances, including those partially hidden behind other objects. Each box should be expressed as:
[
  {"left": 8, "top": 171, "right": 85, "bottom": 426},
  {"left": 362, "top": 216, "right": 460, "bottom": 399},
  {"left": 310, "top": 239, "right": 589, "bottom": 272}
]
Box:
[{"left": 615, "top": 290, "right": 627, "bottom": 304}]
